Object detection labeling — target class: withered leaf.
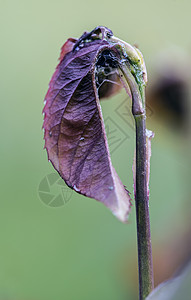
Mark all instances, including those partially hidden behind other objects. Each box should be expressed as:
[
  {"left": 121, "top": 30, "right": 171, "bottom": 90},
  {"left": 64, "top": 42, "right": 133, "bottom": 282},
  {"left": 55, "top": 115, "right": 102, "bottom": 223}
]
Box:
[{"left": 43, "top": 27, "right": 131, "bottom": 222}]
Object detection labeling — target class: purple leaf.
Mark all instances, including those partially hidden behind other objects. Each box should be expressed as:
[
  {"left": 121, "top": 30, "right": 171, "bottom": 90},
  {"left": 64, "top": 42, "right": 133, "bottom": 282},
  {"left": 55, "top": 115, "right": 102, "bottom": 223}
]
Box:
[{"left": 43, "top": 27, "right": 132, "bottom": 222}]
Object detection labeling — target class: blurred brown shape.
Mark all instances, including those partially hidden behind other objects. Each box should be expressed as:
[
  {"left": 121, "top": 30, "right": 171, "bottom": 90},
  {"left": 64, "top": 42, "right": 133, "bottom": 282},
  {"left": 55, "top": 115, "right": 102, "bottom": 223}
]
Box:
[
  {"left": 146, "top": 48, "right": 191, "bottom": 134},
  {"left": 153, "top": 228, "right": 191, "bottom": 286},
  {"left": 120, "top": 226, "right": 191, "bottom": 299}
]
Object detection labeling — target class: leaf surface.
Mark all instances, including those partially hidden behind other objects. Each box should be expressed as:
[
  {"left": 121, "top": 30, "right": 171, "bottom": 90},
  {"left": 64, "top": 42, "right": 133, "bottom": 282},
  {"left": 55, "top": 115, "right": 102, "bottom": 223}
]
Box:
[{"left": 43, "top": 27, "right": 132, "bottom": 222}]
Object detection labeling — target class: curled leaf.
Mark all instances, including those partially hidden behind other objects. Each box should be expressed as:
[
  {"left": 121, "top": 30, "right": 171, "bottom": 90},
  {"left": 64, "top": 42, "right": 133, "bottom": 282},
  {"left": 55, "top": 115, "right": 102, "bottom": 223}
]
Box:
[{"left": 43, "top": 26, "right": 132, "bottom": 222}]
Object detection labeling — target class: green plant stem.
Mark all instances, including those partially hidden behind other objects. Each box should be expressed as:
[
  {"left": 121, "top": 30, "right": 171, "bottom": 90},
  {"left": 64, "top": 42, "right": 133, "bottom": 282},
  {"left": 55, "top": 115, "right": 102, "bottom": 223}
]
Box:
[
  {"left": 119, "top": 63, "right": 154, "bottom": 299},
  {"left": 134, "top": 112, "right": 154, "bottom": 300}
]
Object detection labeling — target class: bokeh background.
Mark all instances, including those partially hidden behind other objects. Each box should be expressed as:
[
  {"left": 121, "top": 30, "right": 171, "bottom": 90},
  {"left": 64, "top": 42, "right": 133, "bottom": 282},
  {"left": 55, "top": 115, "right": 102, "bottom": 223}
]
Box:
[{"left": 1, "top": 0, "right": 191, "bottom": 299}]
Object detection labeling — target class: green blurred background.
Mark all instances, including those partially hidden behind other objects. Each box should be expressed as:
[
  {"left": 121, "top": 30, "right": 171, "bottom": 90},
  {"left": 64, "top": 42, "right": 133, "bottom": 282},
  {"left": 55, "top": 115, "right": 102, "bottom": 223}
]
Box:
[{"left": 1, "top": 0, "right": 191, "bottom": 299}]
